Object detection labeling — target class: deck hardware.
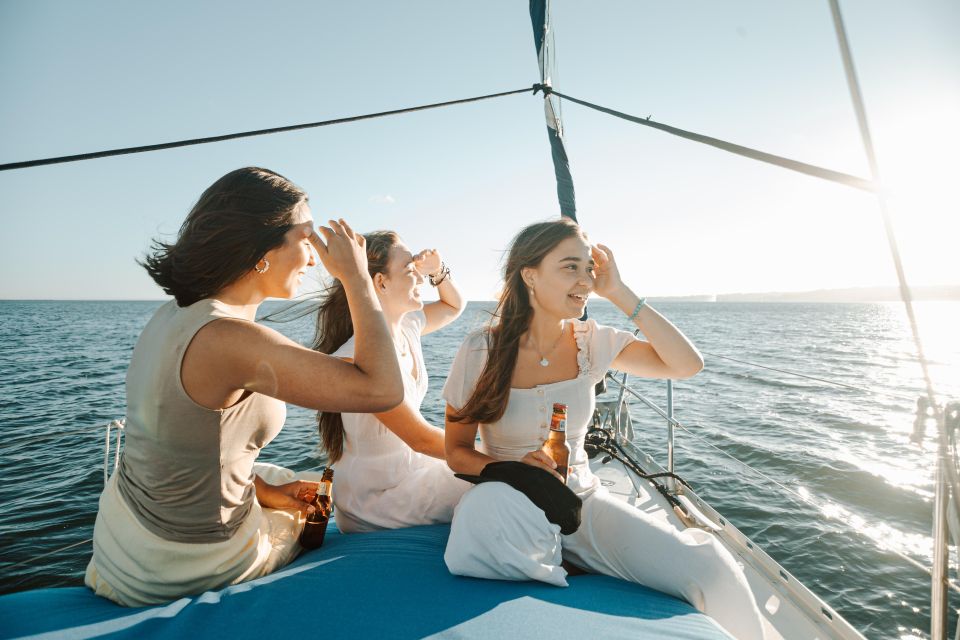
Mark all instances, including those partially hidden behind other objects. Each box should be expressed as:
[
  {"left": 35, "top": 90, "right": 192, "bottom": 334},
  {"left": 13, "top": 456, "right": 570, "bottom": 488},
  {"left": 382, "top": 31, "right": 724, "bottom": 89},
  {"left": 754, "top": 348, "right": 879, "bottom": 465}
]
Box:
[
  {"left": 666, "top": 379, "right": 675, "bottom": 492},
  {"left": 764, "top": 595, "right": 781, "bottom": 615}
]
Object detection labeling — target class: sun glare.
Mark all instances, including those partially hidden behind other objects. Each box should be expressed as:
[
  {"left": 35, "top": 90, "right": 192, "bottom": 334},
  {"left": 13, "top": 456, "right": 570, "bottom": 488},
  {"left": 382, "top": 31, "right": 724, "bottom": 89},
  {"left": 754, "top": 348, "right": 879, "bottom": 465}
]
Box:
[{"left": 875, "top": 102, "right": 960, "bottom": 289}]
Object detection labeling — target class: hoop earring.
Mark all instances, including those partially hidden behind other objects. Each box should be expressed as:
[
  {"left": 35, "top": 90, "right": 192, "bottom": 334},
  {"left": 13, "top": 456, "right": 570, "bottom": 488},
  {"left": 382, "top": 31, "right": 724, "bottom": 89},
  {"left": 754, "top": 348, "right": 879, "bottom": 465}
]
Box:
[{"left": 255, "top": 259, "right": 270, "bottom": 274}]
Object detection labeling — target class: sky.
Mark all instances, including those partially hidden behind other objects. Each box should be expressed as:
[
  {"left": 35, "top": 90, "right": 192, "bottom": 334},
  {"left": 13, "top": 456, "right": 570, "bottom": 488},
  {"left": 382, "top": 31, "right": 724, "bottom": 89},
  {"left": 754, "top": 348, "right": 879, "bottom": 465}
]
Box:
[{"left": 0, "top": 0, "right": 957, "bottom": 301}]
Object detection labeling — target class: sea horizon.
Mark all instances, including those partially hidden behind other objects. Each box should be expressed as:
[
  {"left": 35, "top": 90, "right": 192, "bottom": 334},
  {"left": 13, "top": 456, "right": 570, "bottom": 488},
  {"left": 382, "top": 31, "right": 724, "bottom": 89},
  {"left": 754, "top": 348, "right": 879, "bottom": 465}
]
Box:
[{"left": 3, "top": 285, "right": 958, "bottom": 304}]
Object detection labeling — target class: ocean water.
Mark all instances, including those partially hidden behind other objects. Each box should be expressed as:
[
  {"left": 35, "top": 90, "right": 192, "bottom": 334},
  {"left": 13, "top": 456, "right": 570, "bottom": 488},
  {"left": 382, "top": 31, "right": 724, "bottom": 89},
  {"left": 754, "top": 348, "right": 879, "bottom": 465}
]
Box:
[{"left": 1, "top": 299, "right": 958, "bottom": 639}]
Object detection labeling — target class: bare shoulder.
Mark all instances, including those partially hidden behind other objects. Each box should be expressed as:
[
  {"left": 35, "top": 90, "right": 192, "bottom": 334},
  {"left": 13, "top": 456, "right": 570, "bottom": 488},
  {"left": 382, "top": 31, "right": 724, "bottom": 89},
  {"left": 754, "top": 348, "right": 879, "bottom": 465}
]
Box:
[
  {"left": 189, "top": 317, "right": 295, "bottom": 367},
  {"left": 198, "top": 317, "right": 290, "bottom": 344}
]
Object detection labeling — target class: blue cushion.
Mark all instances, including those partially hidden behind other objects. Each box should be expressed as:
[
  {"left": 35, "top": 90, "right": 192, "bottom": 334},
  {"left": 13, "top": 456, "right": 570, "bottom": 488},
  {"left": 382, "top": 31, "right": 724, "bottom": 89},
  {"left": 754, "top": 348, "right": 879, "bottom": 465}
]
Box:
[{"left": 0, "top": 523, "right": 730, "bottom": 639}]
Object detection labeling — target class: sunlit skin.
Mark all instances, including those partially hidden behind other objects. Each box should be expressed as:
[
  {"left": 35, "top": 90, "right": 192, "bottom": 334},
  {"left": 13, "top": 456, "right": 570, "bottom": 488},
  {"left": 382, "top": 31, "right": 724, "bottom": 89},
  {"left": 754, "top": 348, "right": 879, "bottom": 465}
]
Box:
[
  {"left": 445, "top": 234, "right": 704, "bottom": 481},
  {"left": 179, "top": 209, "right": 404, "bottom": 515},
  {"left": 343, "top": 241, "right": 466, "bottom": 459}
]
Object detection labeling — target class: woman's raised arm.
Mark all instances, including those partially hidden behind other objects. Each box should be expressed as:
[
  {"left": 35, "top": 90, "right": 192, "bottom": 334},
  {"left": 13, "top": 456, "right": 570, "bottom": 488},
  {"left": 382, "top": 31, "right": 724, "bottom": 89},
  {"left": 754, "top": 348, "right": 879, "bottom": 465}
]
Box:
[
  {"left": 187, "top": 220, "right": 404, "bottom": 413},
  {"left": 591, "top": 244, "right": 703, "bottom": 380},
  {"left": 414, "top": 249, "right": 466, "bottom": 335}
]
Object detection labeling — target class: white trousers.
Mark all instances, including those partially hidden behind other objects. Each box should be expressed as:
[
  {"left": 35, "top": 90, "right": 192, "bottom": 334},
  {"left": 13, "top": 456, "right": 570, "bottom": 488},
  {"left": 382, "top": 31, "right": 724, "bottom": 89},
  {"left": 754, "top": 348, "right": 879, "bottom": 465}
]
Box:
[
  {"left": 85, "top": 462, "right": 315, "bottom": 607},
  {"left": 445, "top": 482, "right": 766, "bottom": 640}
]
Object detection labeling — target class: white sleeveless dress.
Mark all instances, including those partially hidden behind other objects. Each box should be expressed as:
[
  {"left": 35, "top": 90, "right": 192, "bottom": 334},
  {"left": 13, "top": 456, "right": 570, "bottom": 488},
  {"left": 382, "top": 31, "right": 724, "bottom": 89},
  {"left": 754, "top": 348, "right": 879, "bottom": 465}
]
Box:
[
  {"left": 331, "top": 310, "right": 469, "bottom": 533},
  {"left": 441, "top": 318, "right": 766, "bottom": 640}
]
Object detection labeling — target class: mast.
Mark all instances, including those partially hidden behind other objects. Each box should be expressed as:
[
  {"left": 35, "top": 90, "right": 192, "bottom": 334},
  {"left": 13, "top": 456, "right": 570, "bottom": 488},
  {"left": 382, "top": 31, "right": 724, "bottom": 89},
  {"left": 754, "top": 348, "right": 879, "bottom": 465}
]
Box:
[{"left": 529, "top": 0, "right": 577, "bottom": 221}]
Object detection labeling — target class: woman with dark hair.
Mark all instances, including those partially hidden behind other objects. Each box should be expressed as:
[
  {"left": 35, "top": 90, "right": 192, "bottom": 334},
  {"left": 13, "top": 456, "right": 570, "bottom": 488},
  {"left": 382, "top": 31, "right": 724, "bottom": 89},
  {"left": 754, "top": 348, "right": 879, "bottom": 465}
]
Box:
[
  {"left": 314, "top": 231, "right": 470, "bottom": 532},
  {"left": 442, "top": 218, "right": 766, "bottom": 640},
  {"left": 85, "top": 167, "right": 404, "bottom": 606}
]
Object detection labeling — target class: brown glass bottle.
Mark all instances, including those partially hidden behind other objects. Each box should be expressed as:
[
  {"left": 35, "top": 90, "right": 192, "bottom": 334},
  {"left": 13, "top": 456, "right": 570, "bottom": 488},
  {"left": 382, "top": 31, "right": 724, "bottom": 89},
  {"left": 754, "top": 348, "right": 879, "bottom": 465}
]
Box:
[
  {"left": 541, "top": 403, "right": 571, "bottom": 483},
  {"left": 299, "top": 467, "right": 333, "bottom": 550}
]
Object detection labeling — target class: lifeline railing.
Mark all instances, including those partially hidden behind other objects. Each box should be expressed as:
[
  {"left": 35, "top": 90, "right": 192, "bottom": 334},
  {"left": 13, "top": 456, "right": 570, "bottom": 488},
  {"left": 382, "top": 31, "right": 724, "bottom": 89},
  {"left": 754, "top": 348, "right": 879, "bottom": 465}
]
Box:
[{"left": 598, "top": 357, "right": 960, "bottom": 607}]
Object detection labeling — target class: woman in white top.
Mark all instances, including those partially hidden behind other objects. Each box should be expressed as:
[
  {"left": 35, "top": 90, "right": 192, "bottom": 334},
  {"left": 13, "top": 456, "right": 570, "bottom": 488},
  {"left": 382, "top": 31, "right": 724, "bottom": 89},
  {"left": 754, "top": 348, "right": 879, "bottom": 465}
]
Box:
[
  {"left": 442, "top": 218, "right": 766, "bottom": 640},
  {"left": 314, "top": 231, "right": 470, "bottom": 532}
]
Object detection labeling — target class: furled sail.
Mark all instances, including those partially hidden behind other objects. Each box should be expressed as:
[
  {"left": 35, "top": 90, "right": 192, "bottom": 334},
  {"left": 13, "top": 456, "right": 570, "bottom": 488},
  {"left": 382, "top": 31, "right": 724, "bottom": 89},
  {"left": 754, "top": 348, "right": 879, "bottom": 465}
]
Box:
[{"left": 529, "top": 0, "right": 577, "bottom": 221}]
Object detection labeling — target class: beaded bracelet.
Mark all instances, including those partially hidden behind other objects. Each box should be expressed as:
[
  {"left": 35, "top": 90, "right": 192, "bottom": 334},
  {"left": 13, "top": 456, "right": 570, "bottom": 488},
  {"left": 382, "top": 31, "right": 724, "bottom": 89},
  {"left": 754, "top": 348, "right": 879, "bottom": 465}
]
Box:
[
  {"left": 429, "top": 263, "right": 450, "bottom": 287},
  {"left": 627, "top": 297, "right": 647, "bottom": 322}
]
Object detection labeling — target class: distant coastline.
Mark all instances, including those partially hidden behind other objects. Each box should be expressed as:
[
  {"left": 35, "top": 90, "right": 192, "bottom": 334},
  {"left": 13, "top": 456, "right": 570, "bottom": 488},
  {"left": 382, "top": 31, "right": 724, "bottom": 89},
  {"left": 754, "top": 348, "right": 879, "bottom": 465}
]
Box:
[{"left": 647, "top": 285, "right": 960, "bottom": 303}]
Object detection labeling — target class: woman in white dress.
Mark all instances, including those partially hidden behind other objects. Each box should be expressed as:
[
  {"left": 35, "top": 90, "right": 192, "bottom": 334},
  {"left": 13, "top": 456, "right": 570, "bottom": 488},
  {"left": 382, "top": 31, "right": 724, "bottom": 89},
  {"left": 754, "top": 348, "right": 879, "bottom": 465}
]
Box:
[
  {"left": 314, "top": 231, "right": 471, "bottom": 533},
  {"left": 442, "top": 218, "right": 766, "bottom": 640}
]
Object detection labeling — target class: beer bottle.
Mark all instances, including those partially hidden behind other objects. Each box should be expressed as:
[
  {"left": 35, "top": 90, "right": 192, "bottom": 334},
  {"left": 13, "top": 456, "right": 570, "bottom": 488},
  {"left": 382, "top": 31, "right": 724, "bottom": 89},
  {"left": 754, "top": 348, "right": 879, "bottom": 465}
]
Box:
[
  {"left": 542, "top": 403, "right": 571, "bottom": 483},
  {"left": 299, "top": 467, "right": 334, "bottom": 550}
]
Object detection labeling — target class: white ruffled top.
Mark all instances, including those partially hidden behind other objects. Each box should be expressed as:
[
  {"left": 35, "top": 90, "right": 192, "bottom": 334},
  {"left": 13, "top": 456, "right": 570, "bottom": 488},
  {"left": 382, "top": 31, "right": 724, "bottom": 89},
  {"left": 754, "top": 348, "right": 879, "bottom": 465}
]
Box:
[{"left": 442, "top": 318, "right": 639, "bottom": 497}]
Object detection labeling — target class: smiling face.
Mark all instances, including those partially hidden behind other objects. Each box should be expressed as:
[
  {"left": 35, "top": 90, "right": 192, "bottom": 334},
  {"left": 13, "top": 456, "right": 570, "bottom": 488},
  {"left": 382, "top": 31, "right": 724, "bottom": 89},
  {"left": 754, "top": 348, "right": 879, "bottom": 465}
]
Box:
[
  {"left": 374, "top": 241, "right": 424, "bottom": 316},
  {"left": 260, "top": 202, "right": 316, "bottom": 299},
  {"left": 521, "top": 235, "right": 595, "bottom": 320}
]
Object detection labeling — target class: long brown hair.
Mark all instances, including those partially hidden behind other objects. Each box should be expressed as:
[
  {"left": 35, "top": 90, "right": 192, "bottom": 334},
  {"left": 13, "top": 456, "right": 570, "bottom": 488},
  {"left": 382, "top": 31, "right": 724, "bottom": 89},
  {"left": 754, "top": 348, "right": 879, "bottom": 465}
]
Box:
[
  {"left": 313, "top": 231, "right": 400, "bottom": 463},
  {"left": 449, "top": 218, "right": 586, "bottom": 425},
  {"left": 140, "top": 167, "right": 307, "bottom": 307}
]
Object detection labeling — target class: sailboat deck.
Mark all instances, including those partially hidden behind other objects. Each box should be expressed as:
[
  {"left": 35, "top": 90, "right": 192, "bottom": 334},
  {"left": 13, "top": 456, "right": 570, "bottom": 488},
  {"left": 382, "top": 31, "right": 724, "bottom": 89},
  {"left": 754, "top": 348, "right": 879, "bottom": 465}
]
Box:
[{"left": 0, "top": 521, "right": 732, "bottom": 640}]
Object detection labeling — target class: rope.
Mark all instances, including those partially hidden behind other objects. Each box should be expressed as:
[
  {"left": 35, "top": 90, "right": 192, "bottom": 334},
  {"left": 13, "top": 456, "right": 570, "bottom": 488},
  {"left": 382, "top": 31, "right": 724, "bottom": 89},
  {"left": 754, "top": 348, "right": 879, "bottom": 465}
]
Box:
[
  {"left": 4, "top": 418, "right": 123, "bottom": 587},
  {"left": 700, "top": 349, "right": 918, "bottom": 403},
  {"left": 4, "top": 421, "right": 122, "bottom": 450},
  {"left": 0, "top": 86, "right": 539, "bottom": 172},
  {"left": 534, "top": 86, "right": 877, "bottom": 193},
  {"left": 103, "top": 419, "right": 124, "bottom": 486},
  {"left": 4, "top": 538, "right": 93, "bottom": 571},
  {"left": 103, "top": 420, "right": 113, "bottom": 486},
  {"left": 585, "top": 426, "right": 695, "bottom": 526}
]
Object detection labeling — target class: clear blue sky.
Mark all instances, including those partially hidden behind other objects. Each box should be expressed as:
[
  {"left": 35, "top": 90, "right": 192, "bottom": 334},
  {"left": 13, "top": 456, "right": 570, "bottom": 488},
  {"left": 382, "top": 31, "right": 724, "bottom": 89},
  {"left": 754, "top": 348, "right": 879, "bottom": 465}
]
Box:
[{"left": 1, "top": 0, "right": 957, "bottom": 300}]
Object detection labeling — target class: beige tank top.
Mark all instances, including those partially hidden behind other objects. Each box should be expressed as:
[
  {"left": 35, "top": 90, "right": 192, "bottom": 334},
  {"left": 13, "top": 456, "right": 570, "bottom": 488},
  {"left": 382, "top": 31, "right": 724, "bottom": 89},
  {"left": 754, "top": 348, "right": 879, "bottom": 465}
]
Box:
[{"left": 115, "top": 299, "right": 286, "bottom": 542}]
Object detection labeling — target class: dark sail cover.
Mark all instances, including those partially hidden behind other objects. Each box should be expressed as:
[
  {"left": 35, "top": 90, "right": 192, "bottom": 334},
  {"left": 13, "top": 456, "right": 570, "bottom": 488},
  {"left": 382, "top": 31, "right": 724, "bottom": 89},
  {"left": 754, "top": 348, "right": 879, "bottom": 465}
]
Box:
[{"left": 530, "top": 0, "right": 577, "bottom": 221}]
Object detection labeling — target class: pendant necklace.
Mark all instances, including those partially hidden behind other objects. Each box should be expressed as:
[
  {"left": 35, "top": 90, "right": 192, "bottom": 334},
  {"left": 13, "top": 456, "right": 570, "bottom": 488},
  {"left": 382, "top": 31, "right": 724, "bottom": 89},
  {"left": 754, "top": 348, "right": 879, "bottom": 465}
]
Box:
[
  {"left": 396, "top": 332, "right": 409, "bottom": 358},
  {"left": 535, "top": 320, "right": 566, "bottom": 367}
]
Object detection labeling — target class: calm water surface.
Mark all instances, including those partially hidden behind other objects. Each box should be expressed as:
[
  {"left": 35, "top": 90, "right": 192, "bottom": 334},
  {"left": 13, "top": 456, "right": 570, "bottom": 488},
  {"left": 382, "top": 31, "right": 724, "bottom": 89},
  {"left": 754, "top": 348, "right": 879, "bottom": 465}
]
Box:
[{"left": 1, "top": 299, "right": 958, "bottom": 639}]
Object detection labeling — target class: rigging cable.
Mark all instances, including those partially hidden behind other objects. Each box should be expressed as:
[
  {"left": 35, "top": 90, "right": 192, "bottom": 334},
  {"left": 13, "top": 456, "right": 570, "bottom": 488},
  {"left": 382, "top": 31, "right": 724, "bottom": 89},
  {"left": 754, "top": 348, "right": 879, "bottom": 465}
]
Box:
[
  {"left": 2, "top": 77, "right": 882, "bottom": 207},
  {"left": 679, "top": 416, "right": 960, "bottom": 597},
  {"left": 4, "top": 539, "right": 93, "bottom": 572},
  {"left": 825, "top": 2, "right": 940, "bottom": 420},
  {"left": 700, "top": 350, "right": 919, "bottom": 403},
  {"left": 824, "top": 3, "right": 947, "bottom": 634},
  {"left": 604, "top": 372, "right": 960, "bottom": 596},
  {"left": 0, "top": 86, "right": 538, "bottom": 172},
  {"left": 532, "top": 85, "right": 876, "bottom": 193}
]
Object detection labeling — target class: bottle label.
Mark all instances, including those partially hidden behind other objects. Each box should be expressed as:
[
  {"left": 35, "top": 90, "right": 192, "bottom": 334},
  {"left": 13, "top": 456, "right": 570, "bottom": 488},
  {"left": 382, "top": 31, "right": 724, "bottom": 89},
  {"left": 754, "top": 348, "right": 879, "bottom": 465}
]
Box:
[{"left": 550, "top": 403, "right": 568, "bottom": 432}]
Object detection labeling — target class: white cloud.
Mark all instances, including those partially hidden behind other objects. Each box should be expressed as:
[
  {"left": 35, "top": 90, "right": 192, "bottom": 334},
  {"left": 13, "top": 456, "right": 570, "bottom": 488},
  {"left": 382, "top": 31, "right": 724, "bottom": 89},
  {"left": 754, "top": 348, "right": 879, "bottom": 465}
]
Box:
[{"left": 368, "top": 194, "right": 396, "bottom": 205}]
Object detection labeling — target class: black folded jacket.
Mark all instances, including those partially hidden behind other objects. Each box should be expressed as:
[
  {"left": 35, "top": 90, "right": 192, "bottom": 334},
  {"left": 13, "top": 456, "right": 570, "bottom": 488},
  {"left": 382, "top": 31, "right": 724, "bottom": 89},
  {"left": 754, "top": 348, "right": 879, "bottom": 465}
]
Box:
[{"left": 455, "top": 461, "right": 582, "bottom": 535}]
